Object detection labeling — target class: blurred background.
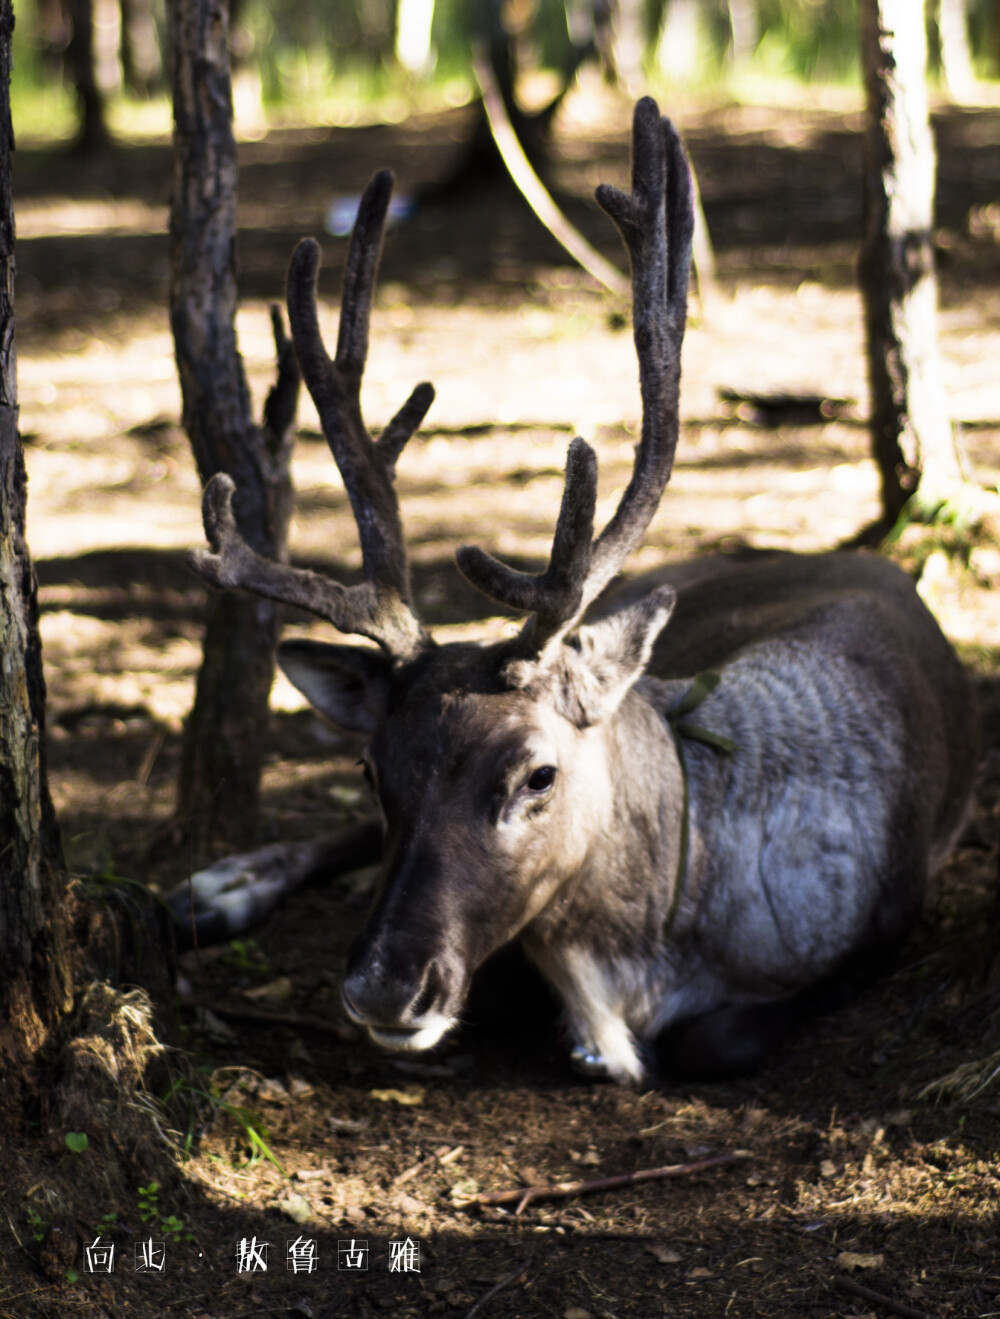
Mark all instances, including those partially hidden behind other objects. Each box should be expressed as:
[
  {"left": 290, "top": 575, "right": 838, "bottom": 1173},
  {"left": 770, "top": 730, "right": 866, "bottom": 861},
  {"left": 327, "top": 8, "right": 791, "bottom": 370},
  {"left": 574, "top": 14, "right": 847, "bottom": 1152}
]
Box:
[{"left": 11, "top": 0, "right": 1000, "bottom": 145}]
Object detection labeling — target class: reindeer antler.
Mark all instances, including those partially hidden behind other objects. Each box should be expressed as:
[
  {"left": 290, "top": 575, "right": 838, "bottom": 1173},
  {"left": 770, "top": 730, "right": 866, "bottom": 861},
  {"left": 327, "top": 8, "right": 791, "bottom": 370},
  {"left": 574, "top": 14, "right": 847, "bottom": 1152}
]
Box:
[
  {"left": 190, "top": 101, "right": 691, "bottom": 669},
  {"left": 455, "top": 98, "right": 694, "bottom": 660},
  {"left": 190, "top": 171, "right": 432, "bottom": 661}
]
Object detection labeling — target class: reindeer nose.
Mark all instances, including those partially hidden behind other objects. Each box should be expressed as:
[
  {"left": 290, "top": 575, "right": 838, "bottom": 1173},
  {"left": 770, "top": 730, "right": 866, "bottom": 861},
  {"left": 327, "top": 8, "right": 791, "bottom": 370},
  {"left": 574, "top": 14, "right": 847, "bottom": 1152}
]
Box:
[{"left": 342, "top": 951, "right": 447, "bottom": 1028}]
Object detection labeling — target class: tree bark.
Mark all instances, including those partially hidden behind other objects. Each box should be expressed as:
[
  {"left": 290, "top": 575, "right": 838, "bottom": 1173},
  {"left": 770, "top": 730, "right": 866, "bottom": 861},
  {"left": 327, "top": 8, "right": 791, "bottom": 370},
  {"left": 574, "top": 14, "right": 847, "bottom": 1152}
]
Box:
[
  {"left": 656, "top": 0, "right": 703, "bottom": 85},
  {"left": 934, "top": 0, "right": 977, "bottom": 103},
  {"left": 168, "top": 0, "right": 298, "bottom": 858},
  {"left": 65, "top": 0, "right": 110, "bottom": 151},
  {"left": 858, "top": 0, "right": 962, "bottom": 530},
  {"left": 0, "top": 0, "right": 73, "bottom": 1101},
  {"left": 728, "top": 0, "right": 759, "bottom": 67},
  {"left": 610, "top": 0, "right": 645, "bottom": 96},
  {"left": 119, "top": 0, "right": 162, "bottom": 96}
]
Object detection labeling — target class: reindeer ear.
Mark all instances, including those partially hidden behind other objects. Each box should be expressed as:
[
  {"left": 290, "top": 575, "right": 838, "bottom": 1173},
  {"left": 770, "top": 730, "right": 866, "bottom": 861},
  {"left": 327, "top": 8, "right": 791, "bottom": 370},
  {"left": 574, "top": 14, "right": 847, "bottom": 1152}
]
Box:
[
  {"left": 556, "top": 585, "right": 676, "bottom": 726},
  {"left": 277, "top": 639, "right": 392, "bottom": 733}
]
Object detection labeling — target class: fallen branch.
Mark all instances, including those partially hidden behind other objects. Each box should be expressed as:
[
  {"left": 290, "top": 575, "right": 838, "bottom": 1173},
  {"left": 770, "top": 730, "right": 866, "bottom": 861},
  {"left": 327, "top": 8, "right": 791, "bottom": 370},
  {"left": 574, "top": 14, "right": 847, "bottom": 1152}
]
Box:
[
  {"left": 473, "top": 49, "right": 628, "bottom": 298},
  {"left": 184, "top": 1000, "right": 357, "bottom": 1041},
  {"left": 464, "top": 1260, "right": 531, "bottom": 1319},
  {"left": 475, "top": 1152, "right": 736, "bottom": 1215},
  {"left": 834, "top": 1275, "right": 939, "bottom": 1319}
]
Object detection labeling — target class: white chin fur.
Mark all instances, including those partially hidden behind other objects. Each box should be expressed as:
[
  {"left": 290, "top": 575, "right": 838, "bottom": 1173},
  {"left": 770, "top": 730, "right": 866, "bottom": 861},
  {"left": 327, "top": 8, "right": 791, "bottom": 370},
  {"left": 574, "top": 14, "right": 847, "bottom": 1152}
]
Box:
[{"left": 367, "top": 1014, "right": 454, "bottom": 1052}]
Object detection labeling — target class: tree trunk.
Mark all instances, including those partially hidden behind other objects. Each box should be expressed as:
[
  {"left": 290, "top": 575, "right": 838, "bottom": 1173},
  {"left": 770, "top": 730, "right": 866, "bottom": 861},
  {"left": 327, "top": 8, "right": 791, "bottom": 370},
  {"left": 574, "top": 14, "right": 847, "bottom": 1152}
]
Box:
[
  {"left": 656, "top": 0, "right": 703, "bottom": 85},
  {"left": 65, "top": 0, "right": 110, "bottom": 151},
  {"left": 0, "top": 0, "right": 73, "bottom": 1102},
  {"left": 610, "top": 0, "right": 646, "bottom": 95},
  {"left": 934, "top": 0, "right": 977, "bottom": 102},
  {"left": 168, "top": 0, "right": 298, "bottom": 858},
  {"left": 119, "top": 0, "right": 161, "bottom": 96},
  {"left": 728, "top": 0, "right": 758, "bottom": 67},
  {"left": 395, "top": 0, "right": 435, "bottom": 75},
  {"left": 858, "top": 0, "right": 961, "bottom": 530}
]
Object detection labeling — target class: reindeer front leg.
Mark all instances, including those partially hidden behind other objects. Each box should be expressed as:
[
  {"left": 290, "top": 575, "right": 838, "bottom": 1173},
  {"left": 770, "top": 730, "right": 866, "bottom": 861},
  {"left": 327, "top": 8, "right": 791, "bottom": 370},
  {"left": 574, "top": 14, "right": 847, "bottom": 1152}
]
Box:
[{"left": 166, "top": 819, "right": 381, "bottom": 947}]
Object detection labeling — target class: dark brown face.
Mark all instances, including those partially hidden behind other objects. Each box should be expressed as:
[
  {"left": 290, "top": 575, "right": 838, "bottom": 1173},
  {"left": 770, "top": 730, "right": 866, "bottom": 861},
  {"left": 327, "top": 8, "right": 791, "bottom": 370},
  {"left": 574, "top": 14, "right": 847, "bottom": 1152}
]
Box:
[{"left": 340, "top": 643, "right": 612, "bottom": 1052}]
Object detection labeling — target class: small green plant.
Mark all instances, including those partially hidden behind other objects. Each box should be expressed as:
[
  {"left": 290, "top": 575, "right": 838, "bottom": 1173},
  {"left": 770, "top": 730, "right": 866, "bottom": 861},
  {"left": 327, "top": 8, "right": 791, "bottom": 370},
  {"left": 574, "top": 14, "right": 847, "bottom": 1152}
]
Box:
[
  {"left": 86, "top": 857, "right": 138, "bottom": 889},
  {"left": 96, "top": 1210, "right": 118, "bottom": 1236},
  {"left": 137, "top": 1182, "right": 194, "bottom": 1243},
  {"left": 157, "top": 1067, "right": 286, "bottom": 1174},
  {"left": 161, "top": 1213, "right": 192, "bottom": 1242},
  {"left": 137, "top": 1181, "right": 159, "bottom": 1224},
  {"left": 25, "top": 1205, "right": 47, "bottom": 1244},
  {"left": 221, "top": 1104, "right": 284, "bottom": 1172},
  {"left": 64, "top": 1267, "right": 79, "bottom": 1284},
  {"left": 222, "top": 938, "right": 268, "bottom": 974},
  {"left": 64, "top": 1132, "right": 89, "bottom": 1154}
]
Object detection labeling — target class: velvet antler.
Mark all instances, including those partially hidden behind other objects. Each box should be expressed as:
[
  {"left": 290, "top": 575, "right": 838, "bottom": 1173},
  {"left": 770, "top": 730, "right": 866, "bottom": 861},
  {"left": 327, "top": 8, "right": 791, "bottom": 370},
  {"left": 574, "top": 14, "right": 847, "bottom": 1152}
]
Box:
[
  {"left": 190, "top": 171, "right": 433, "bottom": 661},
  {"left": 455, "top": 98, "right": 694, "bottom": 659}
]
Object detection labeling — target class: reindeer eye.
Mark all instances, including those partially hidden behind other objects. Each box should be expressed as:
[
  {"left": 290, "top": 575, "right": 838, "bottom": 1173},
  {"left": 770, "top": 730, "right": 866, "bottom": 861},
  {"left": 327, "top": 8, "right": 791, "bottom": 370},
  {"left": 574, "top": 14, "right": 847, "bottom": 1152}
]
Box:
[{"left": 526, "top": 765, "right": 557, "bottom": 793}]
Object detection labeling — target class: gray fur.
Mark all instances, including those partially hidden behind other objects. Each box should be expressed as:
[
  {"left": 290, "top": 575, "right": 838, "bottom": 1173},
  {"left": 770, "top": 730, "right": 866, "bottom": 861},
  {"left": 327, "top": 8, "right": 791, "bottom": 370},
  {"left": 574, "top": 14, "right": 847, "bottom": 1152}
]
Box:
[{"left": 324, "top": 551, "right": 976, "bottom": 1082}]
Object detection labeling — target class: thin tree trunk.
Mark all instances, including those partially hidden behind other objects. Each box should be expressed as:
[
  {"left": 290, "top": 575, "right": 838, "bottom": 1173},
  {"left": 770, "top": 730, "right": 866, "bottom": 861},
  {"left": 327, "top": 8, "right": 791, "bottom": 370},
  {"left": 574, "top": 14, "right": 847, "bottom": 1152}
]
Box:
[
  {"left": 935, "top": 0, "right": 977, "bottom": 102},
  {"left": 395, "top": 0, "right": 434, "bottom": 75},
  {"left": 168, "top": 0, "right": 298, "bottom": 858},
  {"left": 858, "top": 0, "right": 961, "bottom": 530},
  {"left": 119, "top": 0, "right": 161, "bottom": 96},
  {"left": 0, "top": 0, "right": 73, "bottom": 1101},
  {"left": 728, "top": 0, "right": 758, "bottom": 66},
  {"left": 656, "top": 0, "right": 702, "bottom": 84},
  {"left": 611, "top": 0, "right": 645, "bottom": 96},
  {"left": 65, "top": 0, "right": 109, "bottom": 151}
]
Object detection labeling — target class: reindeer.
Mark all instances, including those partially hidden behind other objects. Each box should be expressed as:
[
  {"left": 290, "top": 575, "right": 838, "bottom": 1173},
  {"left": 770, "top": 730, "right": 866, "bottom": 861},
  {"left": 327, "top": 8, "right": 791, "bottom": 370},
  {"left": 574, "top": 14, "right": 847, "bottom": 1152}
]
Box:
[{"left": 175, "top": 99, "right": 978, "bottom": 1082}]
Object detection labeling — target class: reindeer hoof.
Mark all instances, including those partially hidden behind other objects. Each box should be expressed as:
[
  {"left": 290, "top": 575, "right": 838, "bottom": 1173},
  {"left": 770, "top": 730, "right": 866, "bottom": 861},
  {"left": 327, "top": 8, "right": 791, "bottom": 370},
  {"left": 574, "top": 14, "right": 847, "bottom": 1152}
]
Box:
[{"left": 570, "top": 1044, "right": 610, "bottom": 1079}]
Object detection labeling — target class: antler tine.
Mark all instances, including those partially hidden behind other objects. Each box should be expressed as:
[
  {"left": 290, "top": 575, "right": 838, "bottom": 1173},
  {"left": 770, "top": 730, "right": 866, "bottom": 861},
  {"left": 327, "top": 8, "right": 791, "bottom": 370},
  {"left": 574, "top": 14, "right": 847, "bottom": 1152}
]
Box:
[
  {"left": 587, "top": 100, "right": 692, "bottom": 597},
  {"left": 456, "top": 437, "right": 598, "bottom": 628},
  {"left": 457, "top": 98, "right": 693, "bottom": 657},
  {"left": 189, "top": 473, "right": 388, "bottom": 634},
  {"left": 378, "top": 380, "right": 436, "bottom": 471},
  {"left": 190, "top": 172, "right": 434, "bottom": 660}
]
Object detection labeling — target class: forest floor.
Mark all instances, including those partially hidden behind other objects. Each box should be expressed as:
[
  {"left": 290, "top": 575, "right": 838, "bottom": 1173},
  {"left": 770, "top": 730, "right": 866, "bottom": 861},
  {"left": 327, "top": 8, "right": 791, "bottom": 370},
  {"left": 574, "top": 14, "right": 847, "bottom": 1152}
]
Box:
[{"left": 4, "top": 86, "right": 1000, "bottom": 1319}]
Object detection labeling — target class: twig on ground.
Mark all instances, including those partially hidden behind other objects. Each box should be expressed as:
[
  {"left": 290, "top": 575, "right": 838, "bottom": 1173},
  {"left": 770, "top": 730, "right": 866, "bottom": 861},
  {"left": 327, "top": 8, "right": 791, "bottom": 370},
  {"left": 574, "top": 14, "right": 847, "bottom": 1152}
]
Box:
[
  {"left": 475, "top": 1152, "right": 736, "bottom": 1215},
  {"left": 136, "top": 725, "right": 167, "bottom": 786},
  {"left": 464, "top": 1260, "right": 531, "bottom": 1319},
  {"left": 393, "top": 1154, "right": 434, "bottom": 1187},
  {"left": 184, "top": 1000, "right": 357, "bottom": 1040},
  {"left": 834, "top": 1275, "right": 939, "bottom": 1319}
]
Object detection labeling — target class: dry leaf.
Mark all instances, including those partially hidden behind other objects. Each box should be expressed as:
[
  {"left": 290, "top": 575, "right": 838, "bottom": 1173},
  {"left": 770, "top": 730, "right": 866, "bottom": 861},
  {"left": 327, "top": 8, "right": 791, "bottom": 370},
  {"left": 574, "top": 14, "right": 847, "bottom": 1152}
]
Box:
[
  {"left": 563, "top": 1309, "right": 593, "bottom": 1319},
  {"left": 647, "top": 1244, "right": 683, "bottom": 1265},
  {"left": 368, "top": 1087, "right": 425, "bottom": 1106},
  {"left": 244, "top": 976, "right": 293, "bottom": 1003},
  {"left": 329, "top": 1115, "right": 368, "bottom": 1133},
  {"left": 837, "top": 1251, "right": 884, "bottom": 1272},
  {"left": 449, "top": 1178, "right": 479, "bottom": 1206},
  {"left": 819, "top": 1160, "right": 838, "bottom": 1178},
  {"left": 275, "top": 1193, "right": 312, "bottom": 1224},
  {"left": 687, "top": 1267, "right": 713, "bottom": 1279},
  {"left": 255, "top": 1077, "right": 289, "bottom": 1103}
]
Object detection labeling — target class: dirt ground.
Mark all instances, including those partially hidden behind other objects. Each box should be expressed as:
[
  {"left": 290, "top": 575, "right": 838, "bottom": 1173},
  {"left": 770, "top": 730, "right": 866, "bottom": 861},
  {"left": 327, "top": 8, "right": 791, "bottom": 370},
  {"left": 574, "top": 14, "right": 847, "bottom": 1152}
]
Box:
[{"left": 4, "top": 88, "right": 1000, "bottom": 1319}]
